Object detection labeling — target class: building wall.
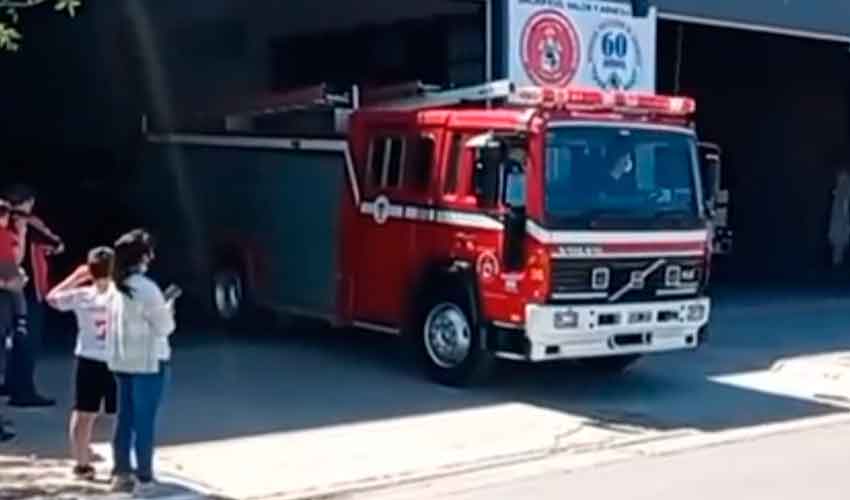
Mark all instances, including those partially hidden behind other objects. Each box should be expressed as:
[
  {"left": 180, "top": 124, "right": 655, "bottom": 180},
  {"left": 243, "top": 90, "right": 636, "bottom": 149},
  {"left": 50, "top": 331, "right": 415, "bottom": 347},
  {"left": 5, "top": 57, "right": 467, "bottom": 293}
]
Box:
[{"left": 654, "top": 0, "right": 850, "bottom": 39}]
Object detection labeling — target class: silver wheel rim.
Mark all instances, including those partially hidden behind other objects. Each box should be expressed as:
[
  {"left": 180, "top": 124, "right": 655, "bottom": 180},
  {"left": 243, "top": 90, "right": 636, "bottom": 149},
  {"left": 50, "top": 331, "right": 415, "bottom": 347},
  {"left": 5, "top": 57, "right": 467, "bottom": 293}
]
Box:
[
  {"left": 424, "top": 303, "right": 472, "bottom": 369},
  {"left": 214, "top": 272, "right": 243, "bottom": 320}
]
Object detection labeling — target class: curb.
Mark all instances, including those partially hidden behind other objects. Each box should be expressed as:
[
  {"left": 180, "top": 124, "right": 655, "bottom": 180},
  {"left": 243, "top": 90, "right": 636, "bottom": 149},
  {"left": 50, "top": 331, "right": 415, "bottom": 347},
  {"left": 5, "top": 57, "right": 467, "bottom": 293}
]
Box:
[{"left": 250, "top": 411, "right": 850, "bottom": 500}]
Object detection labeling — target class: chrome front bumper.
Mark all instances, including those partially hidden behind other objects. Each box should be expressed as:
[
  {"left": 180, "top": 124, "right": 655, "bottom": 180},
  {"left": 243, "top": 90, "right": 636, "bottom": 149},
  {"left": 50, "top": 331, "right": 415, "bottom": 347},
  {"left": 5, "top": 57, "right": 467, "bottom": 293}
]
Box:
[{"left": 519, "top": 298, "right": 710, "bottom": 362}]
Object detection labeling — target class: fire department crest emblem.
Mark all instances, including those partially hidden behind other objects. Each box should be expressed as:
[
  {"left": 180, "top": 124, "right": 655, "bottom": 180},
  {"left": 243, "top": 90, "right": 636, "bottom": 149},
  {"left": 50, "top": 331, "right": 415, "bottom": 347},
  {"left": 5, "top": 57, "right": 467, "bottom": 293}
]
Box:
[
  {"left": 520, "top": 10, "right": 581, "bottom": 87},
  {"left": 373, "top": 195, "right": 391, "bottom": 225}
]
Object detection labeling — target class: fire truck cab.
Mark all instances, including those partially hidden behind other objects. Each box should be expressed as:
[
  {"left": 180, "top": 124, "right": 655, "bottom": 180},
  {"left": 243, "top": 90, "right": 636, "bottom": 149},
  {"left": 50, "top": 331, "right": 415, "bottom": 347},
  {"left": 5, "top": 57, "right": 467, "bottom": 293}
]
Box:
[{"left": 138, "top": 80, "right": 718, "bottom": 386}]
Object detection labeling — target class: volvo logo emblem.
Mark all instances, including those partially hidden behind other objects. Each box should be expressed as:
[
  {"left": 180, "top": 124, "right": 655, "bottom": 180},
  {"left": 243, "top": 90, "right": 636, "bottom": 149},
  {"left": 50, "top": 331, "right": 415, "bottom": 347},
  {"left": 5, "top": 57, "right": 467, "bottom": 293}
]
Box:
[
  {"left": 629, "top": 270, "right": 646, "bottom": 289},
  {"left": 609, "top": 258, "right": 666, "bottom": 302}
]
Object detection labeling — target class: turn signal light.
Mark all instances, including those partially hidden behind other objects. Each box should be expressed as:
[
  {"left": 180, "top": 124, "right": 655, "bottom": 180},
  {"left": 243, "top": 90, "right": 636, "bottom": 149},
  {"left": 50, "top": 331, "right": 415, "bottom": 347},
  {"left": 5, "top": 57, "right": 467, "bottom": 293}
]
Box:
[{"left": 554, "top": 310, "right": 579, "bottom": 329}]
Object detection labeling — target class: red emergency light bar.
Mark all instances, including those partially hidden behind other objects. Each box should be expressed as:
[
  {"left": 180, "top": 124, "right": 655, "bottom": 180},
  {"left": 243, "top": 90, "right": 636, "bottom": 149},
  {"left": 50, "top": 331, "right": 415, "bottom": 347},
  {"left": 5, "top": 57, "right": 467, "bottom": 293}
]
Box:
[{"left": 511, "top": 86, "right": 696, "bottom": 116}]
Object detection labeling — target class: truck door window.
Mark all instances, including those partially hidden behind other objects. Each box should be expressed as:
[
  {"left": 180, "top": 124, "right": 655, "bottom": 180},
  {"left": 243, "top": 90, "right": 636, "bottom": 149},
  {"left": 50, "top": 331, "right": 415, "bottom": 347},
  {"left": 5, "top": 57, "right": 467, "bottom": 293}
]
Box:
[
  {"left": 368, "top": 137, "right": 388, "bottom": 188},
  {"left": 406, "top": 136, "right": 434, "bottom": 192},
  {"left": 443, "top": 134, "right": 463, "bottom": 194},
  {"left": 385, "top": 138, "right": 404, "bottom": 188},
  {"left": 367, "top": 136, "right": 405, "bottom": 190}
]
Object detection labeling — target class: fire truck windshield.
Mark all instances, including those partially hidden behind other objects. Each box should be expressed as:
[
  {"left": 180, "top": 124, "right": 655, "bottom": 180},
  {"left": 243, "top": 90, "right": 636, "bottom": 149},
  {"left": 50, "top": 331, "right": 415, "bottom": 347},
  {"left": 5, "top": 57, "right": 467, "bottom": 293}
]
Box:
[{"left": 544, "top": 126, "right": 701, "bottom": 230}]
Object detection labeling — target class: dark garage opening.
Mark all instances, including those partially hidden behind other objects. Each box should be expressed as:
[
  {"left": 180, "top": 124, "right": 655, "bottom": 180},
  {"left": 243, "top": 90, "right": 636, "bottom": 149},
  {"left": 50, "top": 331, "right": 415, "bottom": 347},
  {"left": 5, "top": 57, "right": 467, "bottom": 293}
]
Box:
[
  {"left": 658, "top": 22, "right": 850, "bottom": 285},
  {"left": 269, "top": 12, "right": 485, "bottom": 90}
]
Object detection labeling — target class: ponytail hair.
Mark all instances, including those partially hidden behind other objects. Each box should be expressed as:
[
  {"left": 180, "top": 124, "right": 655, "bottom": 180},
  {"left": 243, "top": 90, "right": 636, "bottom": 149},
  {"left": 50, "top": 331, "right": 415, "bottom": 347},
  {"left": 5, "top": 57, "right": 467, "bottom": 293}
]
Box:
[{"left": 114, "top": 228, "right": 156, "bottom": 297}]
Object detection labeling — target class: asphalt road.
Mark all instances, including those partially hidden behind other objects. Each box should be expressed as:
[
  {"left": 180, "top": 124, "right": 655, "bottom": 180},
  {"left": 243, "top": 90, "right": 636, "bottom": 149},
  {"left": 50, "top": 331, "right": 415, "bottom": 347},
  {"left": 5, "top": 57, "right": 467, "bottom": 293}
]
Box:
[{"left": 376, "top": 420, "right": 850, "bottom": 500}]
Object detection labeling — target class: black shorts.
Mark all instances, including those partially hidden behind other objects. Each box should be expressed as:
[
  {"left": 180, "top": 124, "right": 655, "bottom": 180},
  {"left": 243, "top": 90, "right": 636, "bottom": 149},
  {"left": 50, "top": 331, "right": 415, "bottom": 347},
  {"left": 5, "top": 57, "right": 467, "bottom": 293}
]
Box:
[{"left": 74, "top": 357, "right": 117, "bottom": 414}]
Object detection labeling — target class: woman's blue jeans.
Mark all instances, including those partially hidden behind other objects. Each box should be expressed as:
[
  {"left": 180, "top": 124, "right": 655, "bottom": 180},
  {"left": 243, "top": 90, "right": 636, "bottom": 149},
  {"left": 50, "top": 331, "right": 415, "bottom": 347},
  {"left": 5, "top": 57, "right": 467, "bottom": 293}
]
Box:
[{"left": 112, "top": 363, "right": 168, "bottom": 482}]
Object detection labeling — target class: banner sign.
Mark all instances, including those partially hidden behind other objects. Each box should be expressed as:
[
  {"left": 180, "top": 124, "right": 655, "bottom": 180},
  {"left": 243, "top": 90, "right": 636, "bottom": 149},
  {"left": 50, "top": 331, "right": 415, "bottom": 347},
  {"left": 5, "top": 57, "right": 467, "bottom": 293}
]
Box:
[{"left": 506, "top": 0, "right": 657, "bottom": 92}]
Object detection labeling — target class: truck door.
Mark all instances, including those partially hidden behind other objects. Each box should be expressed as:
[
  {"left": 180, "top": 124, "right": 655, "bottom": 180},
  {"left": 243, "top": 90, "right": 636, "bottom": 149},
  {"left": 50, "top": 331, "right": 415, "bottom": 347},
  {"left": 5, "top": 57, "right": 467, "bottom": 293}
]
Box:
[{"left": 353, "top": 133, "right": 415, "bottom": 329}]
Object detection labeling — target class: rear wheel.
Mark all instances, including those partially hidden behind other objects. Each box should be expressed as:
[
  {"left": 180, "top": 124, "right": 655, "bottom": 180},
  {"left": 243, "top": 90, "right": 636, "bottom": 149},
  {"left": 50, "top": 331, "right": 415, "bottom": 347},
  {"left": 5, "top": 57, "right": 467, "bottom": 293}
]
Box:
[
  {"left": 577, "top": 355, "right": 641, "bottom": 374},
  {"left": 212, "top": 270, "right": 244, "bottom": 321},
  {"left": 417, "top": 290, "right": 493, "bottom": 387},
  {"left": 210, "top": 267, "right": 259, "bottom": 330}
]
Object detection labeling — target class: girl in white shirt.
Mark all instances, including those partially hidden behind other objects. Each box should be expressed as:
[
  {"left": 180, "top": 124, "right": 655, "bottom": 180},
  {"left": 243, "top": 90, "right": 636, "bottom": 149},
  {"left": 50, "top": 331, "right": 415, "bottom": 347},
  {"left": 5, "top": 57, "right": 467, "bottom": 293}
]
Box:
[
  {"left": 47, "top": 247, "right": 121, "bottom": 481},
  {"left": 107, "top": 229, "right": 176, "bottom": 496}
]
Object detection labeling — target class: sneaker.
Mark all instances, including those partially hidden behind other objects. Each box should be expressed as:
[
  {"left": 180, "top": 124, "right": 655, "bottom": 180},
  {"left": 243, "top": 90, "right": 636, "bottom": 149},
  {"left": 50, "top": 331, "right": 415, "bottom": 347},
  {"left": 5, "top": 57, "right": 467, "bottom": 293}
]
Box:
[
  {"left": 110, "top": 474, "right": 135, "bottom": 493},
  {"left": 8, "top": 394, "right": 55, "bottom": 408},
  {"left": 72, "top": 464, "right": 96, "bottom": 481},
  {"left": 133, "top": 480, "right": 161, "bottom": 498}
]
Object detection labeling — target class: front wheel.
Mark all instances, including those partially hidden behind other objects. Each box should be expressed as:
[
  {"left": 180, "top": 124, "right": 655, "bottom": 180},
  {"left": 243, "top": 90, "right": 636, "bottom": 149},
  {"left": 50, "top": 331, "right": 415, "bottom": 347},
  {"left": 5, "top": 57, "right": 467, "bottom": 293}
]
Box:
[{"left": 417, "top": 293, "right": 494, "bottom": 387}]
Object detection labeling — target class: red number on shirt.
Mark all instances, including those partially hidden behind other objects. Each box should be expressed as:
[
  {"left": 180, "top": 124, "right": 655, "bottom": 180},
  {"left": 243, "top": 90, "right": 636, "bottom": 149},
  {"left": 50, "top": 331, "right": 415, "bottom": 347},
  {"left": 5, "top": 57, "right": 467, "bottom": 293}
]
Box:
[{"left": 94, "top": 319, "right": 108, "bottom": 340}]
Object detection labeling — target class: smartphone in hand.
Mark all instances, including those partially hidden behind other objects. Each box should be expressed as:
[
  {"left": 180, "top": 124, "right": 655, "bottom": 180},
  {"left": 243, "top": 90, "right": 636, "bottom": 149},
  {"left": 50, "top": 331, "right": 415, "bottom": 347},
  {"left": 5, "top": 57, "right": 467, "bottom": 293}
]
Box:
[{"left": 163, "top": 284, "right": 183, "bottom": 302}]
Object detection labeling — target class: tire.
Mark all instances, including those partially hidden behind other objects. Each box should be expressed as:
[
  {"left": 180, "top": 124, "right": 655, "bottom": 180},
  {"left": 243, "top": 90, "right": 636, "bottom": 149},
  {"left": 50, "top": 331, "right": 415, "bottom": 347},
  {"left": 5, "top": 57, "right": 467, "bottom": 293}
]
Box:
[
  {"left": 577, "top": 355, "right": 641, "bottom": 375},
  {"left": 415, "top": 289, "right": 494, "bottom": 387},
  {"left": 211, "top": 268, "right": 253, "bottom": 328}
]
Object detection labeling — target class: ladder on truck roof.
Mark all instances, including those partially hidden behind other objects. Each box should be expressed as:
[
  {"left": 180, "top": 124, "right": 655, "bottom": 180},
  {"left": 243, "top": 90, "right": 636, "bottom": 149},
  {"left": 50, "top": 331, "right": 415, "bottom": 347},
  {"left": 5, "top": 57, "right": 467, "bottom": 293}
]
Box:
[
  {"left": 143, "top": 83, "right": 357, "bottom": 136},
  {"left": 217, "top": 80, "right": 513, "bottom": 131},
  {"left": 145, "top": 80, "right": 695, "bottom": 137}
]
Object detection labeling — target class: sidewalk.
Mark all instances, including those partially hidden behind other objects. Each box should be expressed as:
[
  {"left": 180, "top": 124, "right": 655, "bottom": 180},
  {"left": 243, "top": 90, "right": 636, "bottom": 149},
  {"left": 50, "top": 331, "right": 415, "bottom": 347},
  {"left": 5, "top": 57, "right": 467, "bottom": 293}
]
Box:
[
  {"left": 0, "top": 453, "right": 218, "bottom": 500},
  {"left": 90, "top": 403, "right": 664, "bottom": 500},
  {"left": 0, "top": 454, "right": 109, "bottom": 500}
]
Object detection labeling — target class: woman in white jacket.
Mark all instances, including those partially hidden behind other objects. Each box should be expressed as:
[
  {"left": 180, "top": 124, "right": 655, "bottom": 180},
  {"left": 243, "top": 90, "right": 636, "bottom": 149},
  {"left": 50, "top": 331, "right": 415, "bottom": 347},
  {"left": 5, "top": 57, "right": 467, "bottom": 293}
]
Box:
[{"left": 107, "top": 229, "right": 176, "bottom": 495}]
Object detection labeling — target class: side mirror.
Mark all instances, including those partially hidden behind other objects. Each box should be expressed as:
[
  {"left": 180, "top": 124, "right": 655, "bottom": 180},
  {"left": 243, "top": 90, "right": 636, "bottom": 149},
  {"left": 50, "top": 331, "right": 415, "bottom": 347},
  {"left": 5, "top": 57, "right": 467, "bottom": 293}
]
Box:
[
  {"left": 502, "top": 169, "right": 527, "bottom": 272},
  {"left": 504, "top": 170, "right": 526, "bottom": 210},
  {"left": 698, "top": 143, "right": 722, "bottom": 214}
]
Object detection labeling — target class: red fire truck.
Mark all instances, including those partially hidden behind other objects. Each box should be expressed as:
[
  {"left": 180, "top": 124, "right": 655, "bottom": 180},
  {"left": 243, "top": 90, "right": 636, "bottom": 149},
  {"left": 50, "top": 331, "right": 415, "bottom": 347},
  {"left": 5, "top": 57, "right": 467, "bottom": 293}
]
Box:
[{"left": 135, "top": 80, "right": 720, "bottom": 386}]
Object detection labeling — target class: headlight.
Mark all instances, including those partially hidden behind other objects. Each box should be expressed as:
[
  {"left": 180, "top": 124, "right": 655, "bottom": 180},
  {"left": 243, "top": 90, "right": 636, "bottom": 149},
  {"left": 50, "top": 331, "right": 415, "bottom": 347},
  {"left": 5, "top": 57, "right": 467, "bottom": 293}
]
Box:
[
  {"left": 554, "top": 310, "right": 579, "bottom": 329},
  {"left": 686, "top": 304, "right": 706, "bottom": 322}
]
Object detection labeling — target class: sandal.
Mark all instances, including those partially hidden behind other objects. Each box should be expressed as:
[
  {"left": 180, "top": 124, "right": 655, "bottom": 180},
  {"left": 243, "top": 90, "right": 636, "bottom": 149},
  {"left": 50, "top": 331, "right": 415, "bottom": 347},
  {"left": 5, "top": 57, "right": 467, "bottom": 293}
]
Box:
[{"left": 72, "top": 464, "right": 96, "bottom": 481}]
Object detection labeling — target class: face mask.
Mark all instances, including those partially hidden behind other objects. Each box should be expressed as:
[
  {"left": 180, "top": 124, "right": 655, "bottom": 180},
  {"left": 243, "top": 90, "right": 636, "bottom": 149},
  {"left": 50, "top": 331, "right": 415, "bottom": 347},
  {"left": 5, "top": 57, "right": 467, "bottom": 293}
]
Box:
[{"left": 127, "top": 262, "right": 148, "bottom": 276}]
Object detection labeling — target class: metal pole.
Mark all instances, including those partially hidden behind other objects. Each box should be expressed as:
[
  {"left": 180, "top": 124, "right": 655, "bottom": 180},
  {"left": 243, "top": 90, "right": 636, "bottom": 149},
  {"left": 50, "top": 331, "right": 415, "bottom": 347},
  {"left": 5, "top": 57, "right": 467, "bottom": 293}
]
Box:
[
  {"left": 674, "top": 23, "right": 685, "bottom": 94},
  {"left": 485, "top": 0, "right": 494, "bottom": 108},
  {"left": 485, "top": 0, "right": 493, "bottom": 84}
]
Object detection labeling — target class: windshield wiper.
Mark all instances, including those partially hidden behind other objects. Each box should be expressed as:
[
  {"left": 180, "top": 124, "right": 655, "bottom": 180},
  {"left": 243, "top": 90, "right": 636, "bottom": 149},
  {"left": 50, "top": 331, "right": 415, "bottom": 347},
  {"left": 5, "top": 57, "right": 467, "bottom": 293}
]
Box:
[
  {"left": 650, "top": 208, "right": 699, "bottom": 228},
  {"left": 653, "top": 208, "right": 694, "bottom": 220},
  {"left": 583, "top": 209, "right": 639, "bottom": 229}
]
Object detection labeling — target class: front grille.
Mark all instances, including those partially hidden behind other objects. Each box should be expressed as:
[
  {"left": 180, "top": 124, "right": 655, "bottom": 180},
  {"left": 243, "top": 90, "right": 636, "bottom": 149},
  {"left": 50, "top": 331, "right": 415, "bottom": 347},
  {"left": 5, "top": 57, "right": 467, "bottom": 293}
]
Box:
[{"left": 550, "top": 257, "right": 704, "bottom": 303}]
